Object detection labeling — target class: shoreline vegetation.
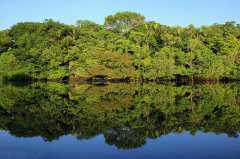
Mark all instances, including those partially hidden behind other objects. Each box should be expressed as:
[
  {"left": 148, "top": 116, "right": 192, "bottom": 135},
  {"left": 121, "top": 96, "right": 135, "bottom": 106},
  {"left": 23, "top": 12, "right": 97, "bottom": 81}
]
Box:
[
  {"left": 0, "top": 12, "right": 240, "bottom": 82},
  {"left": 3, "top": 76, "right": 240, "bottom": 85}
]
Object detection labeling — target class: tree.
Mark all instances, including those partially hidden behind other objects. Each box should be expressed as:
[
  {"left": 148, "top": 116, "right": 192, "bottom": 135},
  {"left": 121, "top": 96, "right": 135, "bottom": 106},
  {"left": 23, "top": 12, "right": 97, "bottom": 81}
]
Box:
[
  {"left": 0, "top": 31, "right": 12, "bottom": 53},
  {"left": 104, "top": 12, "right": 145, "bottom": 32}
]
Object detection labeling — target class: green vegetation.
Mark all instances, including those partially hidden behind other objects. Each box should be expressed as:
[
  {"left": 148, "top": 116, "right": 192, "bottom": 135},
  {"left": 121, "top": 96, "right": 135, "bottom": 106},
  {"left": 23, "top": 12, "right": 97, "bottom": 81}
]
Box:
[
  {"left": 0, "top": 12, "right": 240, "bottom": 81},
  {"left": 0, "top": 82, "right": 240, "bottom": 149}
]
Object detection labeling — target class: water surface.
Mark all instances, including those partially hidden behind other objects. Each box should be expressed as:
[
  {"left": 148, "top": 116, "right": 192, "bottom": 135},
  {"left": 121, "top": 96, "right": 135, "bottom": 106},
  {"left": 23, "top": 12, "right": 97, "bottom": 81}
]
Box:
[{"left": 0, "top": 82, "right": 240, "bottom": 159}]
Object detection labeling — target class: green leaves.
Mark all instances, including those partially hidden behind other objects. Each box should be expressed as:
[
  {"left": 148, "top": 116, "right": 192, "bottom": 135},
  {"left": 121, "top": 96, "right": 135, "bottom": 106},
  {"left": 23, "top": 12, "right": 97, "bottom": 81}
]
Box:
[
  {"left": 0, "top": 13, "right": 240, "bottom": 81},
  {"left": 0, "top": 52, "right": 17, "bottom": 75},
  {"left": 104, "top": 12, "right": 145, "bottom": 32}
]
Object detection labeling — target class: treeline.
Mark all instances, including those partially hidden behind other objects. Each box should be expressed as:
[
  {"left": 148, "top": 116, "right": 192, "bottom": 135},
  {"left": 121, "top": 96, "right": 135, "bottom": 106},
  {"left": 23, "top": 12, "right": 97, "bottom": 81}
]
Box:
[
  {"left": 0, "top": 12, "right": 240, "bottom": 81},
  {"left": 0, "top": 82, "right": 240, "bottom": 149}
]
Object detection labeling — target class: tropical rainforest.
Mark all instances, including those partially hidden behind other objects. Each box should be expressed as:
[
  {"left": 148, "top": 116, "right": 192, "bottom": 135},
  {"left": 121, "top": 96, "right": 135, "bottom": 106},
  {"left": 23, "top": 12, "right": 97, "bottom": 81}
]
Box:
[{"left": 0, "top": 12, "right": 240, "bottom": 81}]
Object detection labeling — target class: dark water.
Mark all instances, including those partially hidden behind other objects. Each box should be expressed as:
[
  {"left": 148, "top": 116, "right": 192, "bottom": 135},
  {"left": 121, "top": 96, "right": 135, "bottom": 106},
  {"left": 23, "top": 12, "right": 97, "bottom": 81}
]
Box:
[{"left": 0, "top": 82, "right": 240, "bottom": 159}]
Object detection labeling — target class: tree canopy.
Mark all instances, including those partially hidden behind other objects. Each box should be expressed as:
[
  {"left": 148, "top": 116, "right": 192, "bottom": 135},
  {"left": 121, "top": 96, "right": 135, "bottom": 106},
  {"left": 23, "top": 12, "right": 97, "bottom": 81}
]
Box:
[
  {"left": 104, "top": 11, "right": 145, "bottom": 32},
  {"left": 0, "top": 12, "right": 240, "bottom": 81}
]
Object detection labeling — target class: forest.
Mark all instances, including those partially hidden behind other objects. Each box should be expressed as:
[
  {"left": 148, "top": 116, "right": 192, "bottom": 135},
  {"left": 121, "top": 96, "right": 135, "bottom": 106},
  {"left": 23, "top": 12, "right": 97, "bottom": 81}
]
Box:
[{"left": 0, "top": 12, "right": 240, "bottom": 81}]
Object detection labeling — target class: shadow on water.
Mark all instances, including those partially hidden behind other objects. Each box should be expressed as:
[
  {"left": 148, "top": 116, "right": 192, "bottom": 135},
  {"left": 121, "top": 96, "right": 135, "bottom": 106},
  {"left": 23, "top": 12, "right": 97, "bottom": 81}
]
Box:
[{"left": 0, "top": 81, "right": 240, "bottom": 149}]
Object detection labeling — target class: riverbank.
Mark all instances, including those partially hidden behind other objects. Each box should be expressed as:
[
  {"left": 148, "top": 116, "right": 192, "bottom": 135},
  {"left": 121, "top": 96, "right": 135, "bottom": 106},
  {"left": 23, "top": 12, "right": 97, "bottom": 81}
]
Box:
[{"left": 2, "top": 75, "right": 240, "bottom": 85}]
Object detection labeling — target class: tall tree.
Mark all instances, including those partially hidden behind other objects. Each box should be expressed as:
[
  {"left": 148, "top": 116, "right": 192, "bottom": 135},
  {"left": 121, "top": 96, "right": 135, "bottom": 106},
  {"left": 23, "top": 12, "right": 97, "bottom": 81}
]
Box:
[{"left": 104, "top": 12, "right": 145, "bottom": 32}]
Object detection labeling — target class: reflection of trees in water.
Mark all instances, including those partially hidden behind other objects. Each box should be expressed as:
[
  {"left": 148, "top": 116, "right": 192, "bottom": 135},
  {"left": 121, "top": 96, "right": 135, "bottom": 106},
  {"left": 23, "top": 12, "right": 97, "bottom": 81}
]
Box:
[
  {"left": 0, "top": 82, "right": 240, "bottom": 149},
  {"left": 104, "top": 127, "right": 146, "bottom": 149}
]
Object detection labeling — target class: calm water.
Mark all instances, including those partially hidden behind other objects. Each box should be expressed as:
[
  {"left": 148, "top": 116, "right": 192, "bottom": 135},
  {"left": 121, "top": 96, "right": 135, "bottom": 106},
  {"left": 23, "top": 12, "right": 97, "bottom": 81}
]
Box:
[{"left": 0, "top": 82, "right": 240, "bottom": 159}]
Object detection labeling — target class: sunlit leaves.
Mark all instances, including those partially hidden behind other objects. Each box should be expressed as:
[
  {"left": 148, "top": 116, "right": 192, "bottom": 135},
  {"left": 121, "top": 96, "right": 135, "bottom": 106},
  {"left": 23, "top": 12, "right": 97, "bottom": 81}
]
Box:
[{"left": 0, "top": 12, "right": 240, "bottom": 81}]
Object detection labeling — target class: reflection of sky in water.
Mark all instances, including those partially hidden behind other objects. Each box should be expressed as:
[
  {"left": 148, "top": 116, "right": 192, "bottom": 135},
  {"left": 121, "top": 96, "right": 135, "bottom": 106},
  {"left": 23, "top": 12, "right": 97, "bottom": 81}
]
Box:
[{"left": 0, "top": 131, "right": 239, "bottom": 159}]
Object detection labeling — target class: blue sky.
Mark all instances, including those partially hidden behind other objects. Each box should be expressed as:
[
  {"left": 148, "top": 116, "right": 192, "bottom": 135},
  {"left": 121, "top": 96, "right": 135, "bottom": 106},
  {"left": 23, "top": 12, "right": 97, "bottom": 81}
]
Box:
[{"left": 1, "top": 0, "right": 239, "bottom": 29}]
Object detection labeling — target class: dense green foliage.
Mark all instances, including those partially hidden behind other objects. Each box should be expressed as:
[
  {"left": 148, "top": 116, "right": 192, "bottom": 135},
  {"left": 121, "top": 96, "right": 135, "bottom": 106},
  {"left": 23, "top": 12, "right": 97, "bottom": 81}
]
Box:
[
  {"left": 0, "top": 12, "right": 240, "bottom": 81},
  {"left": 0, "top": 82, "right": 240, "bottom": 149}
]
